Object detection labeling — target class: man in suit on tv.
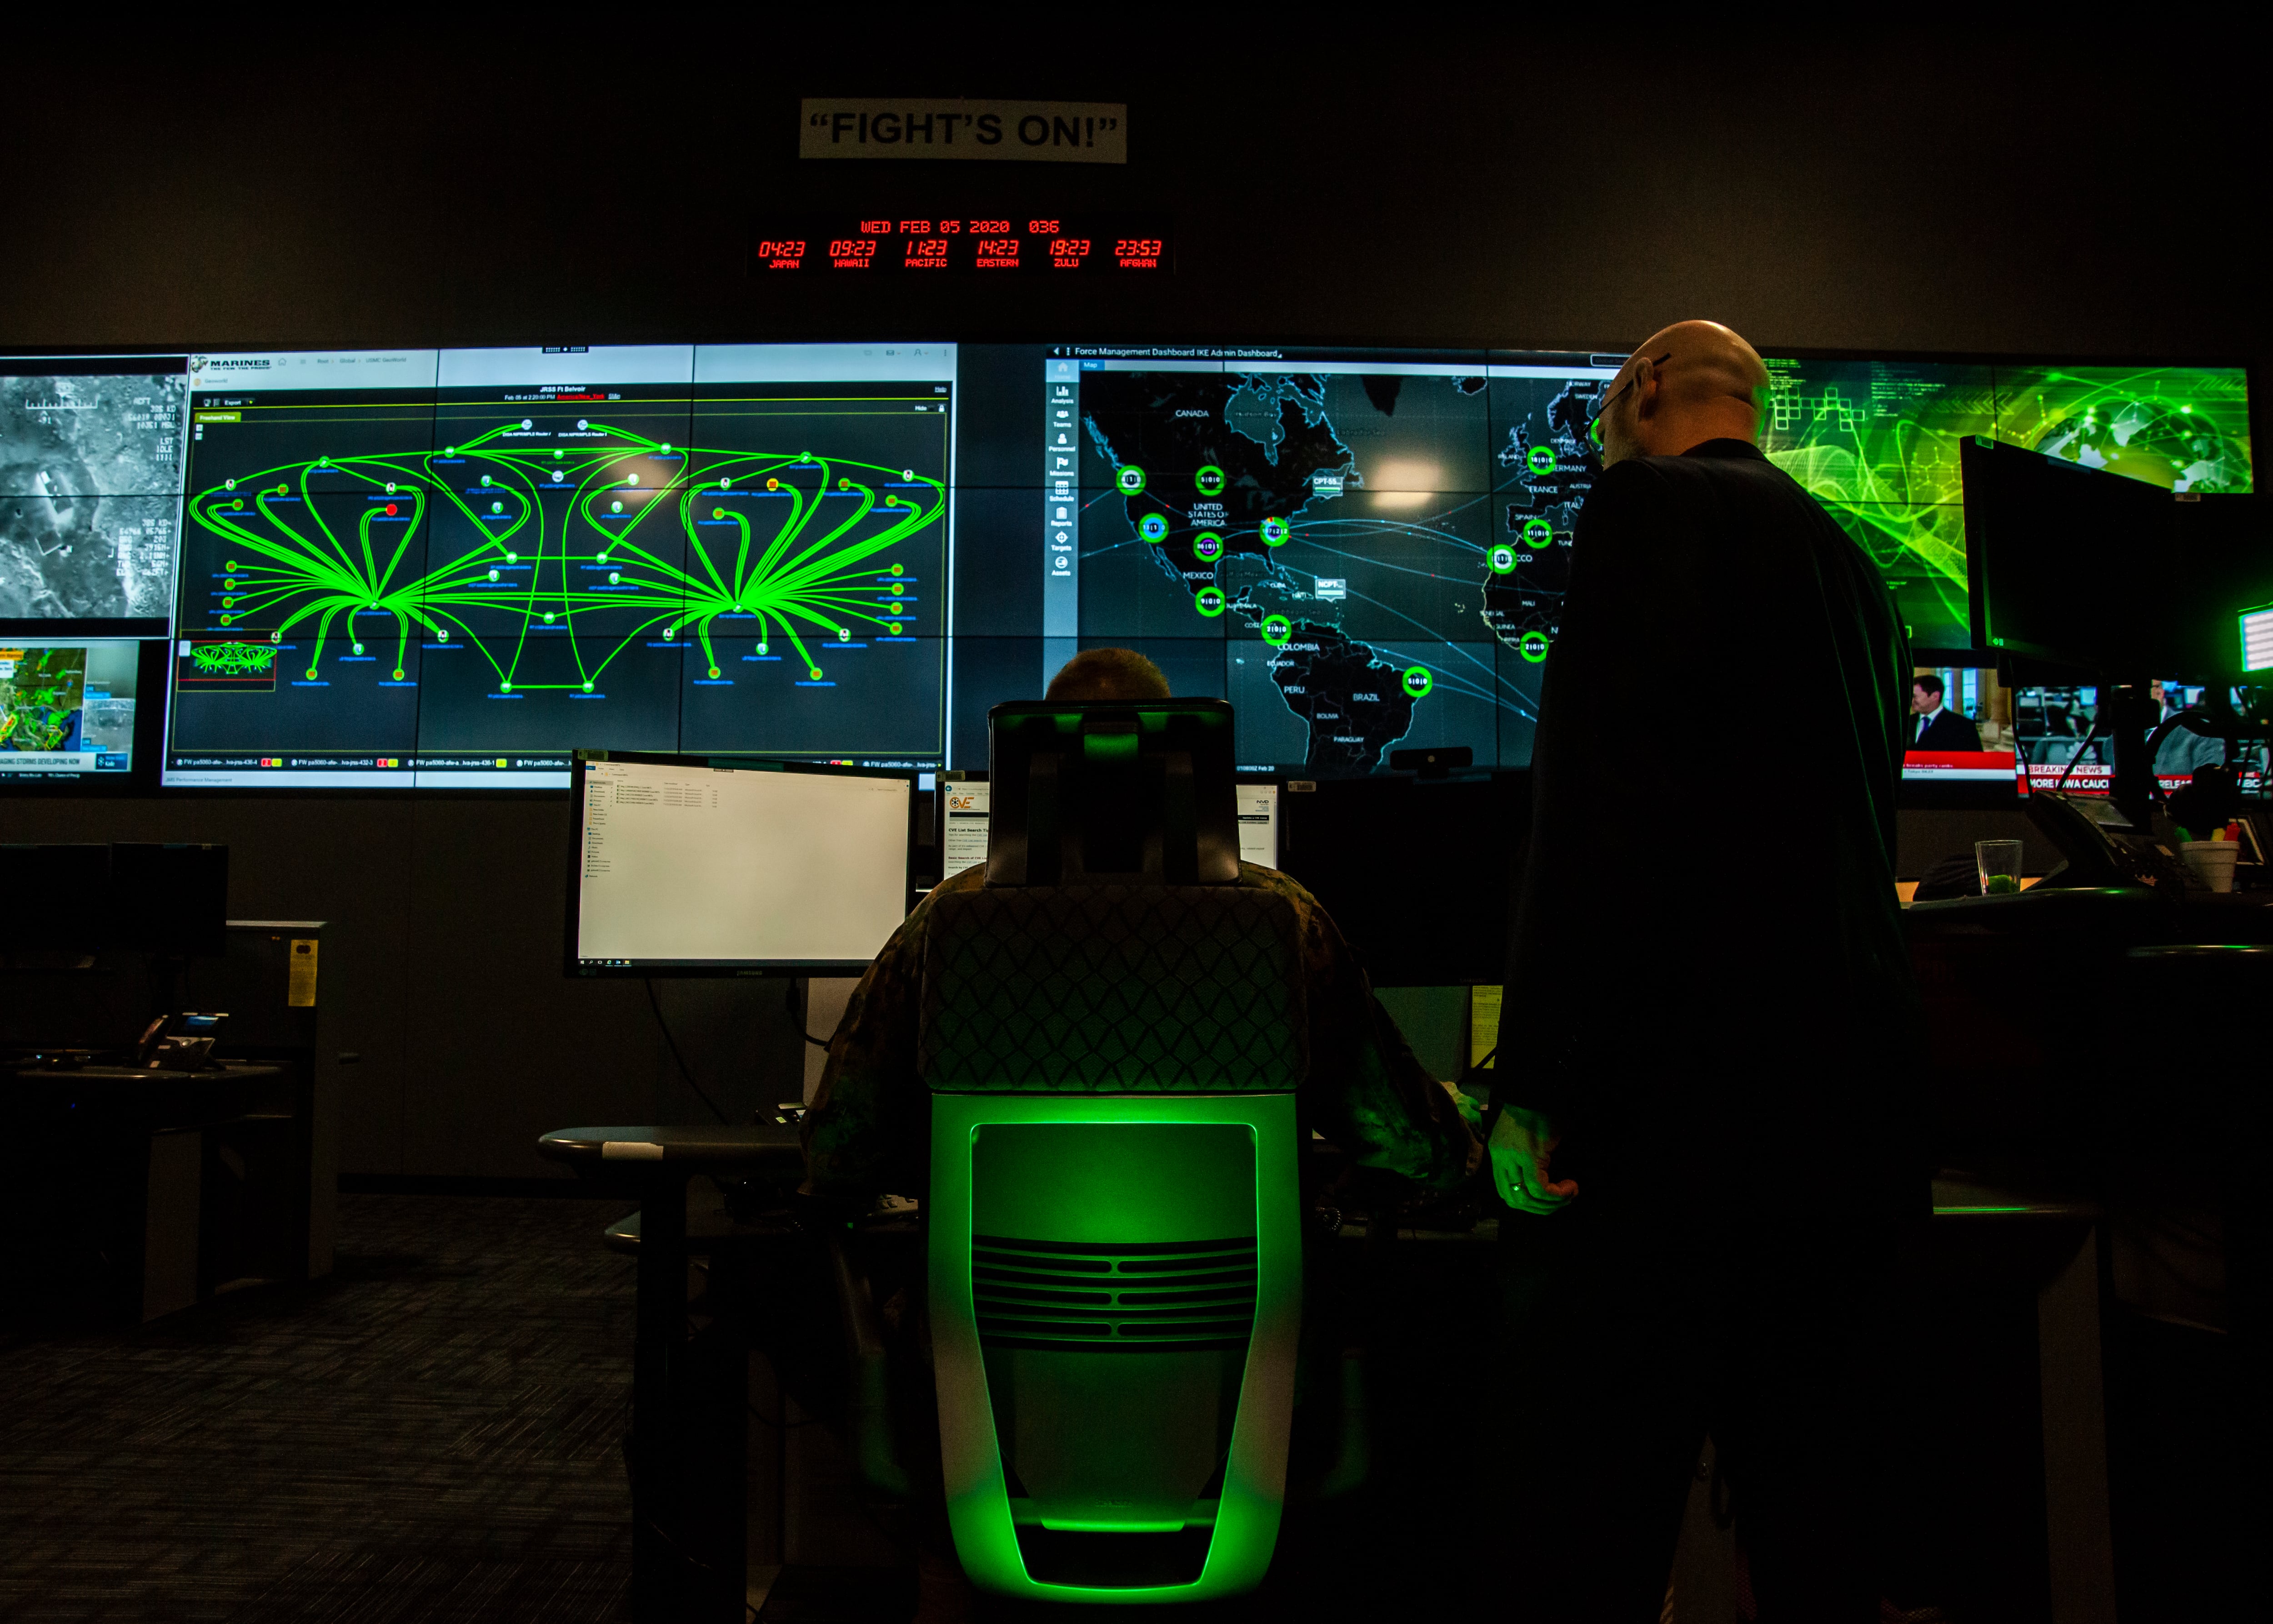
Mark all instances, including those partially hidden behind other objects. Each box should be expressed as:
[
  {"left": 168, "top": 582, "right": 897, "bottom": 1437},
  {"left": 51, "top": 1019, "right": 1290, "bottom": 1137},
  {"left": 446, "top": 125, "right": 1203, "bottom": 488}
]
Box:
[{"left": 1909, "top": 673, "right": 1982, "bottom": 752}]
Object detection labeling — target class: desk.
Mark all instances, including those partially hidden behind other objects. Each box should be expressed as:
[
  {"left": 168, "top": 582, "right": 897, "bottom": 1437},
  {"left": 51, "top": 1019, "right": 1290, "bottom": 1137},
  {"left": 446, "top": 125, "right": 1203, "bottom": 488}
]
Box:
[
  {"left": 1369, "top": 1180, "right": 2111, "bottom": 1624},
  {"left": 12, "top": 1063, "right": 278, "bottom": 1321},
  {"left": 537, "top": 1124, "right": 803, "bottom": 1624}
]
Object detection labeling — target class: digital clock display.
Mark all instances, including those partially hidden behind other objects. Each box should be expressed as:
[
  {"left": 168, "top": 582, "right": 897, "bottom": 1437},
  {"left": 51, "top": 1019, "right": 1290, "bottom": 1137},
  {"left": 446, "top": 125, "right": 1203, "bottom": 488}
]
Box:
[{"left": 751, "top": 217, "right": 1172, "bottom": 275}]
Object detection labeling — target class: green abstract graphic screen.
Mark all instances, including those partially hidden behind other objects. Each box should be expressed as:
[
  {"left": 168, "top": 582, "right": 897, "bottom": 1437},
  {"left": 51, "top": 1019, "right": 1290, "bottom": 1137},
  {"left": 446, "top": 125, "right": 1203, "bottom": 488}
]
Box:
[{"left": 1761, "top": 359, "right": 2253, "bottom": 647}]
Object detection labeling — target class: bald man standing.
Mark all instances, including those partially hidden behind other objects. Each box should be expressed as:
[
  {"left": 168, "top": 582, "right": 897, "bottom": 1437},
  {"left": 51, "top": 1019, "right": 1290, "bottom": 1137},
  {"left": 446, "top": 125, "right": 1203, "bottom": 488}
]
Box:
[{"left": 1486, "top": 324, "right": 1919, "bottom": 1619}]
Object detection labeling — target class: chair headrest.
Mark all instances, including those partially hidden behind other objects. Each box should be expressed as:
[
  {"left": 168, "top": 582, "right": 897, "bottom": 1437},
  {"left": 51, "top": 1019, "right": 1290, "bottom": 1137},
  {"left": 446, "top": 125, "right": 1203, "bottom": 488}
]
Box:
[{"left": 986, "top": 701, "right": 1241, "bottom": 887}]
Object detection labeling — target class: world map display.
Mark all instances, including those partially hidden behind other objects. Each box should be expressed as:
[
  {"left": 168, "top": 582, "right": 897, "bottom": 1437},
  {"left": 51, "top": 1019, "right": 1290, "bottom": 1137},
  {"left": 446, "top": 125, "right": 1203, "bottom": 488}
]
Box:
[{"left": 1076, "top": 364, "right": 1605, "bottom": 774}]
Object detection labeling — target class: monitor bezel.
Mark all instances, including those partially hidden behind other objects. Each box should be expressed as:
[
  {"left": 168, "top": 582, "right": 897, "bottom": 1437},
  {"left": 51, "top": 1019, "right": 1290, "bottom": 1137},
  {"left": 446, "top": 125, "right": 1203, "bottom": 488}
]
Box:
[{"left": 564, "top": 747, "right": 921, "bottom": 979}]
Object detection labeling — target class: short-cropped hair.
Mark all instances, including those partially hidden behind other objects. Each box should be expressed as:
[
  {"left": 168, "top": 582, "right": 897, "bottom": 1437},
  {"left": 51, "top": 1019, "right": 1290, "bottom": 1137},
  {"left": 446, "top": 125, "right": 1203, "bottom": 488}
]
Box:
[{"left": 1045, "top": 647, "right": 1172, "bottom": 702}]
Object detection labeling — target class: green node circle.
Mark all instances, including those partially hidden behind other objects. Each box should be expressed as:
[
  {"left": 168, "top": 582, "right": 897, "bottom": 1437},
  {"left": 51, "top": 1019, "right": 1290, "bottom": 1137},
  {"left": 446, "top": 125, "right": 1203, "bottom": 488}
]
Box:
[
  {"left": 583, "top": 681, "right": 595, "bottom": 692},
  {"left": 1196, "top": 588, "right": 1227, "bottom": 617},
  {"left": 1520, "top": 632, "right": 1552, "bottom": 663},
  {"left": 1195, "top": 465, "right": 1226, "bottom": 495},
  {"left": 1527, "top": 446, "right": 1558, "bottom": 475},
  {"left": 1193, "top": 534, "right": 1223, "bottom": 561},
  {"left": 1489, "top": 545, "right": 1518, "bottom": 574},
  {"left": 501, "top": 682, "right": 513, "bottom": 692},
  {"left": 837, "top": 628, "right": 851, "bottom": 641},
  {"left": 1262, "top": 615, "right": 1292, "bottom": 646},
  {"left": 1402, "top": 666, "right": 1433, "bottom": 697},
  {"left": 1117, "top": 465, "right": 1147, "bottom": 495},
  {"left": 392, "top": 669, "right": 405, "bottom": 681},
  {"left": 352, "top": 642, "right": 365, "bottom": 656},
  {"left": 305, "top": 668, "right": 319, "bottom": 681},
  {"left": 1522, "top": 518, "right": 1554, "bottom": 548},
  {"left": 1260, "top": 517, "right": 1290, "bottom": 546}
]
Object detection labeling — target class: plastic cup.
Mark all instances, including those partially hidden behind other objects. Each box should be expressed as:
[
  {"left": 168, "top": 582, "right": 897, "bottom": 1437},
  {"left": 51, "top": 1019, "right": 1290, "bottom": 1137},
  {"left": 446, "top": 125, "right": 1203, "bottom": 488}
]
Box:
[
  {"left": 1976, "top": 838, "right": 2025, "bottom": 897},
  {"left": 2180, "top": 841, "right": 2239, "bottom": 894}
]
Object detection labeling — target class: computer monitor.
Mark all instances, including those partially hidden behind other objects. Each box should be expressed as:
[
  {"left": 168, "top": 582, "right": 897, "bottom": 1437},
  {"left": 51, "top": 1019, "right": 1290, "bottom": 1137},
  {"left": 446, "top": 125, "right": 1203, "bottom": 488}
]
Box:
[
  {"left": 1276, "top": 770, "right": 1525, "bottom": 987},
  {"left": 928, "top": 775, "right": 1280, "bottom": 880},
  {"left": 566, "top": 752, "right": 916, "bottom": 976},
  {"left": 1965, "top": 436, "right": 2269, "bottom": 679},
  {"left": 0, "top": 637, "right": 161, "bottom": 788}
]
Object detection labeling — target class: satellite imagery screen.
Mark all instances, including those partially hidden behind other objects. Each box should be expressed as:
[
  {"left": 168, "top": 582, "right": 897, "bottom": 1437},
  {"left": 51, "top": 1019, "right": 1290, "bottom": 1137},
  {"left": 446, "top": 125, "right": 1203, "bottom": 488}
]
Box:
[{"left": 0, "top": 363, "right": 187, "bottom": 620}]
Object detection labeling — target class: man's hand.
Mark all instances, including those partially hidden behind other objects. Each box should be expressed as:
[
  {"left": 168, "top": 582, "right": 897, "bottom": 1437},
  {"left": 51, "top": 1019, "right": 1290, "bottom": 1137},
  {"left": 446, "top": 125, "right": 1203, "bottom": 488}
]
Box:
[{"left": 1489, "top": 1106, "right": 1578, "bottom": 1215}]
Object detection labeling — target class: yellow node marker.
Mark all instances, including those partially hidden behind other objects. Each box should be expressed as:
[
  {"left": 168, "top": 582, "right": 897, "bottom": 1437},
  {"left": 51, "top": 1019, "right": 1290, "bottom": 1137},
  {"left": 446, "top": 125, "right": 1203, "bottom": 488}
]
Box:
[{"left": 767, "top": 478, "right": 779, "bottom": 491}]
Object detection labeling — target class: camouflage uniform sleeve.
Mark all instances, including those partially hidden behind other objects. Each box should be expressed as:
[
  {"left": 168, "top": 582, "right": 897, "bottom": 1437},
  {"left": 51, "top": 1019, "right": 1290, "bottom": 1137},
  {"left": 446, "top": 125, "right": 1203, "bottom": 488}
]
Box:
[
  {"left": 1244, "top": 864, "right": 1483, "bottom": 1189},
  {"left": 799, "top": 865, "right": 984, "bottom": 1202}
]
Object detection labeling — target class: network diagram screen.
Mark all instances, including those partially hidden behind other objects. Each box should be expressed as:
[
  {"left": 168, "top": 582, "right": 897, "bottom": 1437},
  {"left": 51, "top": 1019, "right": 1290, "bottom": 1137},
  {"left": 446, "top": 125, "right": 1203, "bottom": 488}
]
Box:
[
  {"left": 164, "top": 345, "right": 952, "bottom": 787},
  {"left": 0, "top": 338, "right": 2253, "bottom": 791}
]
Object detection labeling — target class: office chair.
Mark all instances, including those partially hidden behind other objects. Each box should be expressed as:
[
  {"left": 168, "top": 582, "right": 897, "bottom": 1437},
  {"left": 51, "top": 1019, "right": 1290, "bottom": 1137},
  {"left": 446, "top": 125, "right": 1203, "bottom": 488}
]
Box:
[{"left": 919, "top": 700, "right": 1308, "bottom": 1602}]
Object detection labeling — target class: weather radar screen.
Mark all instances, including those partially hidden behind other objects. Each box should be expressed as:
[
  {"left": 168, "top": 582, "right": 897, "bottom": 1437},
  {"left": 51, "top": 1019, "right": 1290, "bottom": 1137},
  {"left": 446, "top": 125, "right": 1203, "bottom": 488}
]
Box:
[
  {"left": 164, "top": 345, "right": 952, "bottom": 788},
  {"left": 0, "top": 637, "right": 142, "bottom": 778}
]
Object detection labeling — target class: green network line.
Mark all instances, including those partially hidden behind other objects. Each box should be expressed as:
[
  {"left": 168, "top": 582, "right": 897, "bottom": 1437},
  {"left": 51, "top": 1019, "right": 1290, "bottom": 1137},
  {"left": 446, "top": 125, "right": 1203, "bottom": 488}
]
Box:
[
  {"left": 1756, "top": 359, "right": 2253, "bottom": 641},
  {"left": 187, "top": 423, "right": 943, "bottom": 693}
]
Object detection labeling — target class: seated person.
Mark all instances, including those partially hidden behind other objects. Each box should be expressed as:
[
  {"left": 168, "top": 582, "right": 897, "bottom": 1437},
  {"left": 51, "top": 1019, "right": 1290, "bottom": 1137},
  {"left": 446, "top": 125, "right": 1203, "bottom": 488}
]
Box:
[{"left": 801, "top": 646, "right": 1481, "bottom": 1205}]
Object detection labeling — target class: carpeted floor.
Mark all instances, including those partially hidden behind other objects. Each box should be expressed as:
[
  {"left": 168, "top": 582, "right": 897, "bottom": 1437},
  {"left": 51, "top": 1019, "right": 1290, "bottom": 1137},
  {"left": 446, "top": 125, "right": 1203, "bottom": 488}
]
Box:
[{"left": 0, "top": 1194, "right": 642, "bottom": 1624}]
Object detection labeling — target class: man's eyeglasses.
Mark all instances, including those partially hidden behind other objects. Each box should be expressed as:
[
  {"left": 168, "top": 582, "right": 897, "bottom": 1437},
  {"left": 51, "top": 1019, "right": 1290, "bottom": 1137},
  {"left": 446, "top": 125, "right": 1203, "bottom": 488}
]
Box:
[{"left": 1587, "top": 354, "right": 1672, "bottom": 450}]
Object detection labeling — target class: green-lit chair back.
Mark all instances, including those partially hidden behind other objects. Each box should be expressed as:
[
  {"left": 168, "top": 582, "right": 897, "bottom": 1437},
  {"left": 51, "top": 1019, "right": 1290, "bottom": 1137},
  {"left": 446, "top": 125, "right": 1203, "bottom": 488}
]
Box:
[{"left": 921, "top": 701, "right": 1306, "bottom": 1602}]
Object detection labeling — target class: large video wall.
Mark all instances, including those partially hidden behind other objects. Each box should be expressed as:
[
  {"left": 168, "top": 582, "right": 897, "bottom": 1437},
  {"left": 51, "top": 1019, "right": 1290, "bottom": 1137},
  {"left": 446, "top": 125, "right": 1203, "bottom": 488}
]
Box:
[{"left": 0, "top": 341, "right": 2251, "bottom": 788}]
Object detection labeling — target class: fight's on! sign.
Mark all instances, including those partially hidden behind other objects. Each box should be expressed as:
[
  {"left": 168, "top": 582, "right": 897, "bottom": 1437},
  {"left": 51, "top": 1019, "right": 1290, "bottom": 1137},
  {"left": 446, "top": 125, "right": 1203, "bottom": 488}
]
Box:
[{"left": 800, "top": 100, "right": 1128, "bottom": 164}]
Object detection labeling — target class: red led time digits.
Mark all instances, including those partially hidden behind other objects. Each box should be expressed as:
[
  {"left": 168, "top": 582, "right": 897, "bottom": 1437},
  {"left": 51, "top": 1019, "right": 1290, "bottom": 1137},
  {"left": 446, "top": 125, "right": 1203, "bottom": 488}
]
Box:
[{"left": 756, "top": 216, "right": 1166, "bottom": 272}]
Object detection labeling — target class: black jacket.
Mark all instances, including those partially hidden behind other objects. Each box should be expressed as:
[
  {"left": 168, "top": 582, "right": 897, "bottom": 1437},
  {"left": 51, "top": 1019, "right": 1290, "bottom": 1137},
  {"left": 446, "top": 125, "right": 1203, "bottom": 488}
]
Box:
[
  {"left": 1501, "top": 440, "right": 1920, "bottom": 1214},
  {"left": 1908, "top": 707, "right": 1982, "bottom": 752}
]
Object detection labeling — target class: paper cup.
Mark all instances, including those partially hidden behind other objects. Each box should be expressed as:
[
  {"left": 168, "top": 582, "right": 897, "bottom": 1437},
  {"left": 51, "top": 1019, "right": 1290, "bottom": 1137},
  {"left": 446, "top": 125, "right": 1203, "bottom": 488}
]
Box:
[{"left": 2180, "top": 841, "right": 2239, "bottom": 894}]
